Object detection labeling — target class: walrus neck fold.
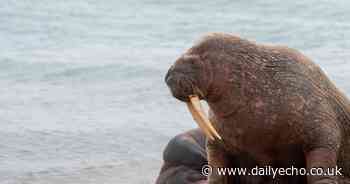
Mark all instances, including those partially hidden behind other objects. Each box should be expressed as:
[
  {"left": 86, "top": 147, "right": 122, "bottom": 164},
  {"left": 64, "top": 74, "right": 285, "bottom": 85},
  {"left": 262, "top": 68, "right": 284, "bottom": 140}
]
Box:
[{"left": 198, "top": 54, "right": 224, "bottom": 103}]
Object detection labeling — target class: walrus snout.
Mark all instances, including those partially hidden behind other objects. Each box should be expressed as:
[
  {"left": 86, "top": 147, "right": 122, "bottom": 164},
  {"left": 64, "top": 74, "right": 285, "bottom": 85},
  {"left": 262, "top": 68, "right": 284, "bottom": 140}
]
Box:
[
  {"left": 165, "top": 70, "right": 196, "bottom": 102},
  {"left": 166, "top": 54, "right": 205, "bottom": 102}
]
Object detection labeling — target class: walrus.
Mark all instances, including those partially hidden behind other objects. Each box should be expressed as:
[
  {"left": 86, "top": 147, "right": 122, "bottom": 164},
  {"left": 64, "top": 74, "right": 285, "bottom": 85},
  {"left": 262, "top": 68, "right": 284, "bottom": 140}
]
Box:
[
  {"left": 156, "top": 129, "right": 350, "bottom": 184},
  {"left": 165, "top": 33, "right": 350, "bottom": 184},
  {"left": 156, "top": 128, "right": 267, "bottom": 184},
  {"left": 155, "top": 129, "right": 208, "bottom": 184}
]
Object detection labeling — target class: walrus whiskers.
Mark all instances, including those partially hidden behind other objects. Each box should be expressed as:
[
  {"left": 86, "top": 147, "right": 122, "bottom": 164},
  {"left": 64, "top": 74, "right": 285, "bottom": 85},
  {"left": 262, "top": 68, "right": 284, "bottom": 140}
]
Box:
[{"left": 187, "top": 95, "right": 222, "bottom": 141}]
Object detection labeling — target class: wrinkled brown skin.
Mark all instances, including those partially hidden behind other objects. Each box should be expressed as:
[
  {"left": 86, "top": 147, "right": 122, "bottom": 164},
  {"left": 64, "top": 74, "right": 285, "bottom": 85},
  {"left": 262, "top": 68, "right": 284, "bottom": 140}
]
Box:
[
  {"left": 155, "top": 129, "right": 208, "bottom": 184},
  {"left": 156, "top": 129, "right": 350, "bottom": 184},
  {"left": 165, "top": 33, "right": 350, "bottom": 184},
  {"left": 156, "top": 128, "right": 265, "bottom": 184}
]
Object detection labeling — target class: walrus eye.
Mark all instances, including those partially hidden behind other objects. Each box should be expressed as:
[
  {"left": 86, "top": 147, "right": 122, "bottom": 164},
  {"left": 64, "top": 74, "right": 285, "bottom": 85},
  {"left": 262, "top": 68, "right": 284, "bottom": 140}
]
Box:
[{"left": 183, "top": 54, "right": 200, "bottom": 64}]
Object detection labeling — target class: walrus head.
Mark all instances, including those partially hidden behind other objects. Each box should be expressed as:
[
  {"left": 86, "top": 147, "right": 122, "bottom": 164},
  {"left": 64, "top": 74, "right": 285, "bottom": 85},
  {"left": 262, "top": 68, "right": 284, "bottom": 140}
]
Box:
[
  {"left": 165, "top": 49, "right": 222, "bottom": 141},
  {"left": 165, "top": 33, "right": 242, "bottom": 102},
  {"left": 165, "top": 33, "right": 249, "bottom": 141},
  {"left": 165, "top": 54, "right": 209, "bottom": 102}
]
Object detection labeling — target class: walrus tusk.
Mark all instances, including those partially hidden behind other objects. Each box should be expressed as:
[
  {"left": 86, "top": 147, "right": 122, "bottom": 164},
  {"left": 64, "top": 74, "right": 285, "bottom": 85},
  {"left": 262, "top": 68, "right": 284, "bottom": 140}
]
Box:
[{"left": 187, "top": 95, "right": 222, "bottom": 141}]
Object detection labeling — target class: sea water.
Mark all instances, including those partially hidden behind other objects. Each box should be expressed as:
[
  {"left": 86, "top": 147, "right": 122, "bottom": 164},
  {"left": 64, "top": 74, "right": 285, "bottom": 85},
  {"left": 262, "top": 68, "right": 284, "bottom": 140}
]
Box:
[{"left": 0, "top": 0, "right": 350, "bottom": 183}]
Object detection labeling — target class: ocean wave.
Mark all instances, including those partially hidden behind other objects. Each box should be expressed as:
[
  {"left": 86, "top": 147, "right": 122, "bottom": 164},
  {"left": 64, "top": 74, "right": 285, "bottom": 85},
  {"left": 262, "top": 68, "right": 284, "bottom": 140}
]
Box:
[{"left": 0, "top": 58, "right": 162, "bottom": 83}]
